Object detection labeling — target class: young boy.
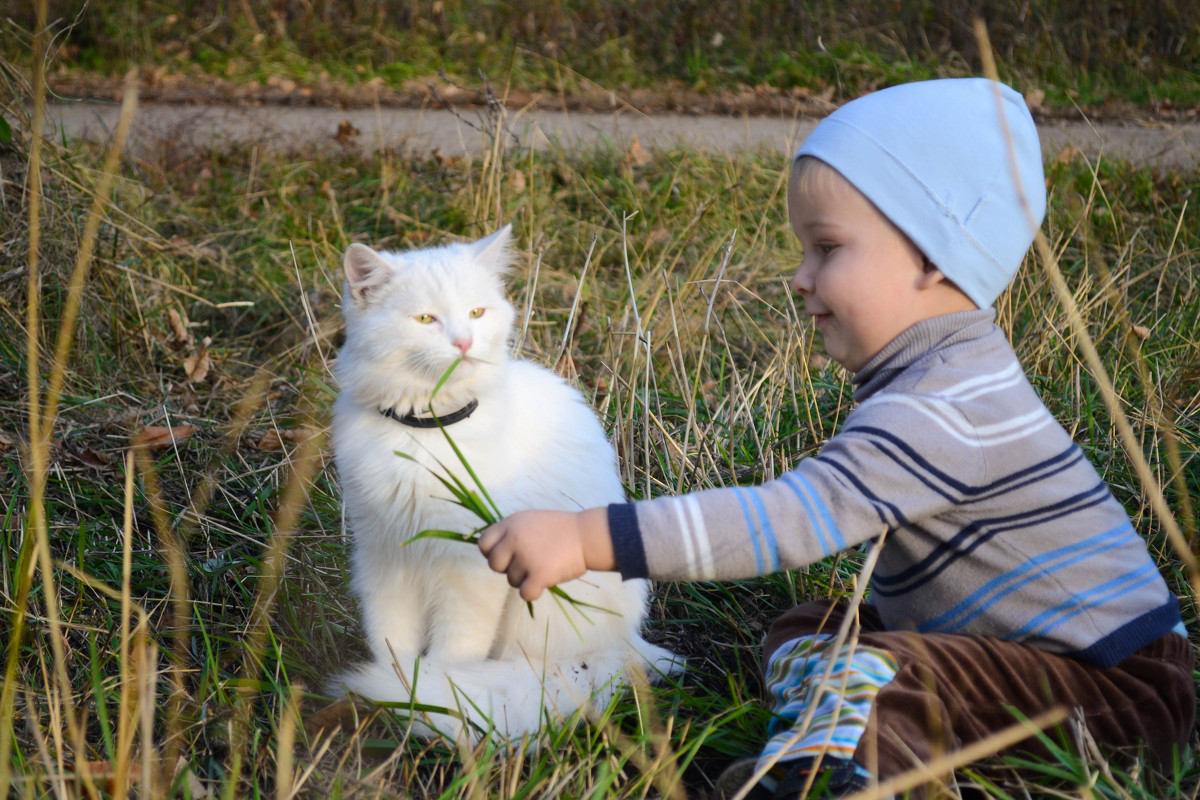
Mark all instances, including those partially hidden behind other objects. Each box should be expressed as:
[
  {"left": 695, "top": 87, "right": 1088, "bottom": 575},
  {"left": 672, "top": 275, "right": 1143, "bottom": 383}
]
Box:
[{"left": 478, "top": 78, "right": 1194, "bottom": 797}]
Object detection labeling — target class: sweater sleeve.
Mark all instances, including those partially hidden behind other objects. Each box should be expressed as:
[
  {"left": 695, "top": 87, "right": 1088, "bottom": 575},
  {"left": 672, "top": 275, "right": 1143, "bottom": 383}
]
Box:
[{"left": 610, "top": 396, "right": 985, "bottom": 582}]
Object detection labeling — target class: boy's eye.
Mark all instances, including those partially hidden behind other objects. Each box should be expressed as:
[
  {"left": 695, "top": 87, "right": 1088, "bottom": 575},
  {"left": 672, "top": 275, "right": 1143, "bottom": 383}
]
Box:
[
  {"left": 469, "top": 307, "right": 485, "bottom": 319},
  {"left": 415, "top": 313, "right": 436, "bottom": 324}
]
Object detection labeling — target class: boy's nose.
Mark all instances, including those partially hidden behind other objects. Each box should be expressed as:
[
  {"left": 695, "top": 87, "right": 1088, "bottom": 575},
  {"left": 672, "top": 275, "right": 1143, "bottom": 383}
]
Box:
[{"left": 790, "top": 262, "right": 813, "bottom": 294}]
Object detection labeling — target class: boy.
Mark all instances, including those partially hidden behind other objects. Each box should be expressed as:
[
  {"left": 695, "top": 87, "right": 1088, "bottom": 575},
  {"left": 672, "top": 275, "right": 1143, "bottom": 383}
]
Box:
[{"left": 478, "top": 79, "right": 1194, "bottom": 798}]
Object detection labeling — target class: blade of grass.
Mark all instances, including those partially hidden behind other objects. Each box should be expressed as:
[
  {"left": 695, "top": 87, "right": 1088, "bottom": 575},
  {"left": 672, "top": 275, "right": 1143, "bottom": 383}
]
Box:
[
  {"left": 5, "top": 29, "right": 139, "bottom": 795},
  {"left": 428, "top": 359, "right": 504, "bottom": 520},
  {"left": 977, "top": 19, "right": 1200, "bottom": 598},
  {"left": 225, "top": 426, "right": 324, "bottom": 794},
  {"left": 0, "top": 0, "right": 49, "bottom": 790}
]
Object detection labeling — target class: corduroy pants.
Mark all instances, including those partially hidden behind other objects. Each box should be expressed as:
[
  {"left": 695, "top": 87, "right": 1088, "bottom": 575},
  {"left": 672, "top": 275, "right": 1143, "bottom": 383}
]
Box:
[{"left": 763, "top": 600, "right": 1194, "bottom": 789}]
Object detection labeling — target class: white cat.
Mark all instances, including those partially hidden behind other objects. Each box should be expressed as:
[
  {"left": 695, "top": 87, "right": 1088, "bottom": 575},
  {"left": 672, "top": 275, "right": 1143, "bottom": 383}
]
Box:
[{"left": 330, "top": 225, "right": 681, "bottom": 740}]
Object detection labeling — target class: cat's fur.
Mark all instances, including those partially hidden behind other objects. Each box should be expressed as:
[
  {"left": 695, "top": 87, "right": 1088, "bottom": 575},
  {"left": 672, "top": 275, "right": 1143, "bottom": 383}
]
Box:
[{"left": 330, "top": 225, "right": 681, "bottom": 740}]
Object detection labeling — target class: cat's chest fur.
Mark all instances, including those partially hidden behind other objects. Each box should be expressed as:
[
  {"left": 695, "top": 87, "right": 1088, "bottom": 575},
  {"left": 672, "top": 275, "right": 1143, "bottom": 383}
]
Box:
[{"left": 333, "top": 359, "right": 620, "bottom": 561}]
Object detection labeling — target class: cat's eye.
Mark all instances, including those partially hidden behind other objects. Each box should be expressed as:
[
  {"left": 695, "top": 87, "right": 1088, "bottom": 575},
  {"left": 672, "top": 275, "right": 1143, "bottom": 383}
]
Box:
[
  {"left": 415, "top": 313, "right": 436, "bottom": 324},
  {"left": 469, "top": 307, "right": 485, "bottom": 319}
]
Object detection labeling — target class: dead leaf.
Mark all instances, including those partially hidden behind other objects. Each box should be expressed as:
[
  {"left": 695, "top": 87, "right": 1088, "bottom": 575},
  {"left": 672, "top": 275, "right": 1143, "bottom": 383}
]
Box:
[
  {"left": 184, "top": 766, "right": 212, "bottom": 799},
  {"left": 255, "top": 430, "right": 285, "bottom": 452},
  {"left": 809, "top": 352, "right": 831, "bottom": 370},
  {"left": 306, "top": 698, "right": 377, "bottom": 737},
  {"left": 1131, "top": 324, "right": 1151, "bottom": 340},
  {"left": 77, "top": 447, "right": 113, "bottom": 469},
  {"left": 167, "top": 308, "right": 192, "bottom": 348},
  {"left": 183, "top": 352, "right": 210, "bottom": 382},
  {"left": 508, "top": 168, "right": 527, "bottom": 192},
  {"left": 1024, "top": 88, "right": 1046, "bottom": 112},
  {"left": 132, "top": 424, "right": 197, "bottom": 450},
  {"left": 1057, "top": 145, "right": 1083, "bottom": 165},
  {"left": 183, "top": 337, "right": 212, "bottom": 383},
  {"left": 432, "top": 148, "right": 463, "bottom": 170},
  {"left": 626, "top": 135, "right": 653, "bottom": 168},
  {"left": 0, "top": 430, "right": 16, "bottom": 451},
  {"left": 334, "top": 118, "right": 361, "bottom": 147},
  {"left": 253, "top": 428, "right": 316, "bottom": 451}
]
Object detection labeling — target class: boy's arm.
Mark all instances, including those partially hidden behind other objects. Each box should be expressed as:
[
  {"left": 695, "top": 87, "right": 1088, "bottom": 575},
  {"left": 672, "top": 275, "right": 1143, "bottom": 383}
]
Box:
[
  {"left": 605, "top": 414, "right": 983, "bottom": 583},
  {"left": 480, "top": 391, "right": 987, "bottom": 589},
  {"left": 478, "top": 507, "right": 614, "bottom": 601}
]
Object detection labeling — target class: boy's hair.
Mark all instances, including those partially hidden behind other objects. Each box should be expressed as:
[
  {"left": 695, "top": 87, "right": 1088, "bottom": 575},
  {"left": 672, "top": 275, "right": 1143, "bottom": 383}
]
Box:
[
  {"left": 793, "top": 78, "right": 1046, "bottom": 309},
  {"left": 789, "top": 154, "right": 844, "bottom": 201},
  {"left": 791, "top": 156, "right": 947, "bottom": 279}
]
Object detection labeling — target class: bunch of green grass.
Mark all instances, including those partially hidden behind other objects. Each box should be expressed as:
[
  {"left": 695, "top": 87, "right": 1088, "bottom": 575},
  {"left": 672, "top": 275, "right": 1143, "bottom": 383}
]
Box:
[
  {"left": 4, "top": 1, "right": 1200, "bottom": 111},
  {"left": 3, "top": 19, "right": 1199, "bottom": 800}
]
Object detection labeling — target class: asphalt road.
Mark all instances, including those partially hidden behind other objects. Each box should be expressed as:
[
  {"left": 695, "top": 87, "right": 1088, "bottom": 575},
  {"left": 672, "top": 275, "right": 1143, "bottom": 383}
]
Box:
[{"left": 40, "top": 101, "right": 1200, "bottom": 171}]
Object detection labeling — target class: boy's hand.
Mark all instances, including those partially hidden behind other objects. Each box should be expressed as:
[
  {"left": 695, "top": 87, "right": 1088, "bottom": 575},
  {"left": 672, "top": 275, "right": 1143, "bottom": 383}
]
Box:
[{"left": 478, "top": 507, "right": 614, "bottom": 601}]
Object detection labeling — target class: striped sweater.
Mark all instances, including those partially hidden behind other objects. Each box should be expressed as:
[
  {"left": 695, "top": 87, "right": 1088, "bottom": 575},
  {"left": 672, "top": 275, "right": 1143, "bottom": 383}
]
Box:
[{"left": 609, "top": 309, "right": 1181, "bottom": 668}]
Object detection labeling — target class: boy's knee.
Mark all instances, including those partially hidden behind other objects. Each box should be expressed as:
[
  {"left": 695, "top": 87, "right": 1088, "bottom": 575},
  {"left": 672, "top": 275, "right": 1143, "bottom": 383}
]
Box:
[
  {"left": 763, "top": 601, "right": 887, "bottom": 665},
  {"left": 763, "top": 601, "right": 841, "bottom": 664}
]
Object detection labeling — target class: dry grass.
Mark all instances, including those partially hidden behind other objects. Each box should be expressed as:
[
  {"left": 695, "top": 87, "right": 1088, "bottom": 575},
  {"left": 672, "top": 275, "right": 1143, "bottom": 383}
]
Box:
[{"left": 1, "top": 14, "right": 1198, "bottom": 800}]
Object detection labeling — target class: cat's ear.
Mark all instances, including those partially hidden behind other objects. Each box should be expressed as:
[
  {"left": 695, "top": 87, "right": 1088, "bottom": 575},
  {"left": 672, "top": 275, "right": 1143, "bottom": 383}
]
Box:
[
  {"left": 470, "top": 224, "right": 515, "bottom": 275},
  {"left": 343, "top": 243, "right": 394, "bottom": 306}
]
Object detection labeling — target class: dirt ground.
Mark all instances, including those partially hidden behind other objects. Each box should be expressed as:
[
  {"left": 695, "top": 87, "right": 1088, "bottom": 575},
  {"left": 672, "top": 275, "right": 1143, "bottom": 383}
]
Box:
[{"left": 40, "top": 97, "right": 1200, "bottom": 173}]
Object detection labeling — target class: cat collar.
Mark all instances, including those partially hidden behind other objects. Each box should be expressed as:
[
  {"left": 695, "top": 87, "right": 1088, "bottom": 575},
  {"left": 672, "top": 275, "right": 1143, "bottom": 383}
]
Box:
[{"left": 380, "top": 399, "right": 479, "bottom": 428}]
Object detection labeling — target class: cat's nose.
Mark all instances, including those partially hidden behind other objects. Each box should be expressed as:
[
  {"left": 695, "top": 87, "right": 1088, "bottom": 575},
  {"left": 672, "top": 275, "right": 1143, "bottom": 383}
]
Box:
[{"left": 453, "top": 336, "right": 473, "bottom": 355}]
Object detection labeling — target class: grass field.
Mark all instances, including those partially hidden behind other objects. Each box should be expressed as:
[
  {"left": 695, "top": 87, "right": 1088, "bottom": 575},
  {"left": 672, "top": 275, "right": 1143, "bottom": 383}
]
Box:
[
  {"left": 3, "top": 0, "right": 1199, "bottom": 110},
  {"left": 2, "top": 6, "right": 1199, "bottom": 800}
]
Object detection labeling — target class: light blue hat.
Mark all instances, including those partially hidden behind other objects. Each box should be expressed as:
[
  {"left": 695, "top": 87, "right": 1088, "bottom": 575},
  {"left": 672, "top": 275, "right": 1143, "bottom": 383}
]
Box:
[{"left": 794, "top": 78, "right": 1046, "bottom": 308}]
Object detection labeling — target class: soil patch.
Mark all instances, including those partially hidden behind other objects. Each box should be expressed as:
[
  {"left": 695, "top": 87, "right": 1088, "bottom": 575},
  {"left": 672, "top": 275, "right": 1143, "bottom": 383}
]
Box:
[{"left": 46, "top": 71, "right": 1200, "bottom": 125}]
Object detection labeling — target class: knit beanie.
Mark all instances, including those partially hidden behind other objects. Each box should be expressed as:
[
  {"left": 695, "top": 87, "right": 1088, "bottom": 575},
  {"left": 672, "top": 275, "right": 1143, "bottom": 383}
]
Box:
[{"left": 794, "top": 78, "right": 1046, "bottom": 308}]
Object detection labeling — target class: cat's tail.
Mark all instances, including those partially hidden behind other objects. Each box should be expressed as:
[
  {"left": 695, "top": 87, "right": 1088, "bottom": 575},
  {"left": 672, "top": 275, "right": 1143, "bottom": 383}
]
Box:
[{"left": 330, "top": 640, "right": 682, "bottom": 741}]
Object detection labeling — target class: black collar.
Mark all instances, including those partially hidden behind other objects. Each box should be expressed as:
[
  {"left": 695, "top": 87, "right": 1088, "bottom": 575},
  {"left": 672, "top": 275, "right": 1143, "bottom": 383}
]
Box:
[{"left": 380, "top": 398, "right": 479, "bottom": 428}]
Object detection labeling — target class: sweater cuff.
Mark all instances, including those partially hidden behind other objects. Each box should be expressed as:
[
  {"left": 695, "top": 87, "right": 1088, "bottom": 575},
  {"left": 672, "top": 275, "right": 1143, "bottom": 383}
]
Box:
[{"left": 607, "top": 503, "right": 648, "bottom": 579}]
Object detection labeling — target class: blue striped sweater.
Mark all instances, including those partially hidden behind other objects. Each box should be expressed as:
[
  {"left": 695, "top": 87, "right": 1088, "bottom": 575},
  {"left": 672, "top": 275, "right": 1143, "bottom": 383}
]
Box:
[{"left": 610, "top": 309, "right": 1181, "bottom": 668}]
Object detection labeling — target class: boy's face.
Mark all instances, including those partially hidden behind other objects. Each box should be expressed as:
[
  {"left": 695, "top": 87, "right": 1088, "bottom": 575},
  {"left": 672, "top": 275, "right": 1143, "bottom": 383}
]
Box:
[{"left": 788, "top": 164, "right": 975, "bottom": 372}]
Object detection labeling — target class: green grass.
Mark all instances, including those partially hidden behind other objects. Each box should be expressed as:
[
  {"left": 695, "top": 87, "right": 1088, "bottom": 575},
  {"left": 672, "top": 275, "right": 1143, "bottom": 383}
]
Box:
[
  {"left": 3, "top": 1, "right": 1199, "bottom": 111},
  {"left": 2, "top": 24, "right": 1200, "bottom": 800}
]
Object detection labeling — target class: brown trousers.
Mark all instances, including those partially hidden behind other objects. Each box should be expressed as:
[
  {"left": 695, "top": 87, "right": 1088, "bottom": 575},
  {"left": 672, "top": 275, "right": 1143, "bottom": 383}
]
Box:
[{"left": 764, "top": 601, "right": 1194, "bottom": 784}]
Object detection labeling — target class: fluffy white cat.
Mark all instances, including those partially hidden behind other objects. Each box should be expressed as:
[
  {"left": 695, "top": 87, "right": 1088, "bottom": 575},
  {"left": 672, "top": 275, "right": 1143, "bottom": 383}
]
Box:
[{"left": 330, "top": 225, "right": 681, "bottom": 740}]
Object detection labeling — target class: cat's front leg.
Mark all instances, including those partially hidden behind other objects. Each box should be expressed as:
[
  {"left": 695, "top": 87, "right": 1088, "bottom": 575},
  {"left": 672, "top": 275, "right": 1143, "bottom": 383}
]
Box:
[
  {"left": 354, "top": 561, "right": 428, "bottom": 660},
  {"left": 422, "top": 560, "right": 511, "bottom": 661}
]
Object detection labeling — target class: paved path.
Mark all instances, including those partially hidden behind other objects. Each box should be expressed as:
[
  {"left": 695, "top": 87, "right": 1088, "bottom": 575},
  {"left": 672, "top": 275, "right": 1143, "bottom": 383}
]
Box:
[{"left": 42, "top": 101, "right": 1200, "bottom": 170}]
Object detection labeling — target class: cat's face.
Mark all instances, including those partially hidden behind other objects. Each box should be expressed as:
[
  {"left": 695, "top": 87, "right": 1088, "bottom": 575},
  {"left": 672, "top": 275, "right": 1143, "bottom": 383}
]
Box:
[{"left": 337, "top": 226, "right": 518, "bottom": 408}]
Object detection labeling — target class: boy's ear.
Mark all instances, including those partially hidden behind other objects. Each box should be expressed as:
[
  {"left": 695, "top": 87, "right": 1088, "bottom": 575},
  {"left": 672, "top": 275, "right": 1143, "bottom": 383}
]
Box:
[
  {"left": 917, "top": 264, "right": 978, "bottom": 308},
  {"left": 916, "top": 258, "right": 949, "bottom": 290},
  {"left": 916, "top": 270, "right": 942, "bottom": 290}
]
